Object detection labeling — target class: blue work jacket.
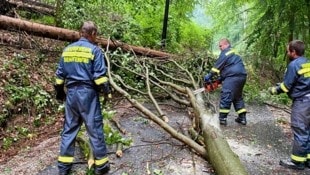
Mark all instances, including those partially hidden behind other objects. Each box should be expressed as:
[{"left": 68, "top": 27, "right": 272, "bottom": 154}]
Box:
[
  {"left": 211, "top": 46, "right": 247, "bottom": 79},
  {"left": 55, "top": 37, "right": 107, "bottom": 87},
  {"left": 281, "top": 56, "right": 310, "bottom": 99}
]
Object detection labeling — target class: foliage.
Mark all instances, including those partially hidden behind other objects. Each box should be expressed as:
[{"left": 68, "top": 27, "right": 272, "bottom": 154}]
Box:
[
  {"left": 103, "top": 121, "right": 132, "bottom": 146},
  {"left": 2, "top": 53, "right": 55, "bottom": 119},
  {"left": 0, "top": 49, "right": 60, "bottom": 150},
  {"left": 101, "top": 104, "right": 132, "bottom": 146},
  {"left": 204, "top": 0, "right": 310, "bottom": 86},
  {"left": 42, "top": 0, "right": 212, "bottom": 53}
]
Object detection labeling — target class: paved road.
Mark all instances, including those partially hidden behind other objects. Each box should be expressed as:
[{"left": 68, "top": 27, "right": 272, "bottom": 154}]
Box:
[
  {"left": 5, "top": 103, "right": 309, "bottom": 175},
  {"left": 221, "top": 104, "right": 310, "bottom": 175}
]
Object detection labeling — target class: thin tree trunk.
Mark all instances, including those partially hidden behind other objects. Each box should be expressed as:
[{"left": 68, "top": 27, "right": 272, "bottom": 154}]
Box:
[
  {"left": 6, "top": 0, "right": 55, "bottom": 16},
  {"left": 55, "top": 0, "right": 65, "bottom": 27}
]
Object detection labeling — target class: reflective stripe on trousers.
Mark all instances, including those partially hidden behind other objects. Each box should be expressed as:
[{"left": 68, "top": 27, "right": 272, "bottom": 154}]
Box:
[
  {"left": 219, "top": 75, "right": 246, "bottom": 113},
  {"left": 58, "top": 85, "right": 108, "bottom": 172},
  {"left": 290, "top": 97, "right": 310, "bottom": 162}
]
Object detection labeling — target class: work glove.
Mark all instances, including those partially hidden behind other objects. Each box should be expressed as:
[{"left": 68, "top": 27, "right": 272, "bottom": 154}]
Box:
[
  {"left": 102, "top": 81, "right": 112, "bottom": 101},
  {"left": 268, "top": 86, "right": 279, "bottom": 95},
  {"left": 54, "top": 84, "right": 66, "bottom": 101},
  {"left": 96, "top": 81, "right": 112, "bottom": 99},
  {"left": 204, "top": 73, "right": 212, "bottom": 83},
  {"left": 102, "top": 81, "right": 111, "bottom": 96},
  {"left": 216, "top": 76, "right": 223, "bottom": 84}
]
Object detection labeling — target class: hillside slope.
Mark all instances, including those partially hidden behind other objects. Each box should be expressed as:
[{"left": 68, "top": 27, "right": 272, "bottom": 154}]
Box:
[{"left": 0, "top": 31, "right": 66, "bottom": 163}]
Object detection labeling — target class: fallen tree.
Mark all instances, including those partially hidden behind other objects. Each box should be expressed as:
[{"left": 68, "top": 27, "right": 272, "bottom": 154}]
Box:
[
  {"left": 1, "top": 0, "right": 55, "bottom": 16},
  {"left": 0, "top": 15, "right": 248, "bottom": 174},
  {"left": 103, "top": 41, "right": 248, "bottom": 174},
  {"left": 0, "top": 15, "right": 172, "bottom": 58}
]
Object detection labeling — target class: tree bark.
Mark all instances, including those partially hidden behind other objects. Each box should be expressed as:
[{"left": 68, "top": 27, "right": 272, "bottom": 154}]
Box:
[
  {"left": 104, "top": 40, "right": 248, "bottom": 174},
  {"left": 0, "top": 13, "right": 247, "bottom": 174},
  {"left": 187, "top": 89, "right": 248, "bottom": 175},
  {"left": 0, "top": 15, "right": 172, "bottom": 58},
  {"left": 6, "top": 0, "right": 55, "bottom": 16}
]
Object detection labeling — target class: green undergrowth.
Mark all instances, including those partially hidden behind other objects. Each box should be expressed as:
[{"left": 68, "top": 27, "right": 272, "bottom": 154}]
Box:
[{"left": 0, "top": 47, "right": 131, "bottom": 154}]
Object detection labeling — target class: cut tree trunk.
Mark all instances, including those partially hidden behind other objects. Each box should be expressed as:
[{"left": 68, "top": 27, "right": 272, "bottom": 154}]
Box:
[
  {"left": 0, "top": 15, "right": 172, "bottom": 58},
  {"left": 187, "top": 88, "right": 248, "bottom": 175}
]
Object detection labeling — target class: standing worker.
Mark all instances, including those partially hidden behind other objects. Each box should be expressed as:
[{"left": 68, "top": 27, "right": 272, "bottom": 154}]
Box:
[
  {"left": 269, "top": 40, "right": 310, "bottom": 170},
  {"left": 54, "top": 21, "right": 111, "bottom": 175},
  {"left": 204, "top": 38, "right": 247, "bottom": 125}
]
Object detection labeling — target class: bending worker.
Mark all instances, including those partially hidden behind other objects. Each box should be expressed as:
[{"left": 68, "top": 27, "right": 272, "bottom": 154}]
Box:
[
  {"left": 54, "top": 21, "right": 110, "bottom": 175},
  {"left": 204, "top": 38, "right": 247, "bottom": 125}
]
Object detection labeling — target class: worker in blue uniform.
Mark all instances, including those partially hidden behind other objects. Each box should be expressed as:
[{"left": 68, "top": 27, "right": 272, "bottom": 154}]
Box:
[
  {"left": 269, "top": 40, "right": 310, "bottom": 170},
  {"left": 54, "top": 21, "right": 110, "bottom": 175},
  {"left": 204, "top": 38, "right": 247, "bottom": 125}
]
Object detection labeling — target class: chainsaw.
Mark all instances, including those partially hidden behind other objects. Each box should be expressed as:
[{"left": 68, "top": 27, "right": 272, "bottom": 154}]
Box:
[{"left": 193, "top": 80, "right": 221, "bottom": 94}]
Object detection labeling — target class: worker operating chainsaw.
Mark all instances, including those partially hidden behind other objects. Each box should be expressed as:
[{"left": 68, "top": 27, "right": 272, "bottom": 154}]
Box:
[{"left": 204, "top": 38, "right": 247, "bottom": 126}]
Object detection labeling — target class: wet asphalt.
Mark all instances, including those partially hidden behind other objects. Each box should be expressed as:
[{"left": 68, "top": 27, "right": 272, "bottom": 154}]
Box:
[{"left": 38, "top": 103, "right": 310, "bottom": 175}]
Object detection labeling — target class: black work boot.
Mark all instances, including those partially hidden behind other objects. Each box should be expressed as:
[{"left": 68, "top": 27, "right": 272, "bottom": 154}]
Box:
[
  {"left": 95, "top": 162, "right": 110, "bottom": 175},
  {"left": 235, "top": 112, "right": 247, "bottom": 125},
  {"left": 219, "top": 113, "right": 228, "bottom": 126},
  {"left": 279, "top": 159, "right": 305, "bottom": 170},
  {"left": 306, "top": 160, "right": 310, "bottom": 168},
  {"left": 58, "top": 163, "right": 71, "bottom": 175}
]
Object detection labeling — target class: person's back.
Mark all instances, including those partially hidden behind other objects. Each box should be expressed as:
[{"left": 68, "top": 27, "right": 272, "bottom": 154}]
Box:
[
  {"left": 216, "top": 47, "right": 247, "bottom": 78},
  {"left": 54, "top": 21, "right": 110, "bottom": 175},
  {"left": 284, "top": 56, "right": 310, "bottom": 99}
]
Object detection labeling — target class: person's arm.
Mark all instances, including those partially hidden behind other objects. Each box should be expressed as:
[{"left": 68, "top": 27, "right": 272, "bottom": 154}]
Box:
[
  {"left": 204, "top": 49, "right": 231, "bottom": 82},
  {"left": 54, "top": 56, "right": 66, "bottom": 101},
  {"left": 269, "top": 62, "right": 297, "bottom": 95},
  {"left": 93, "top": 47, "right": 111, "bottom": 96}
]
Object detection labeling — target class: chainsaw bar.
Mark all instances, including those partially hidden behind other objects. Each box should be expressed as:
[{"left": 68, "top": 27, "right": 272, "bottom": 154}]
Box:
[{"left": 193, "top": 87, "right": 205, "bottom": 94}]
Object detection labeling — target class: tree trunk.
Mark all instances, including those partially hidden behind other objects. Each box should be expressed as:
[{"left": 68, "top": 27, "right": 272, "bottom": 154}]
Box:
[
  {"left": 187, "top": 89, "right": 248, "bottom": 175},
  {"left": 0, "top": 13, "right": 247, "bottom": 174},
  {"left": 0, "top": 15, "right": 172, "bottom": 58},
  {"left": 6, "top": 0, "right": 55, "bottom": 16},
  {"left": 55, "top": 0, "right": 65, "bottom": 27}
]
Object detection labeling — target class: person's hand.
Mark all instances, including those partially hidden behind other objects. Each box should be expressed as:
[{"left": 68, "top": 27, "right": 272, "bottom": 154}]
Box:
[
  {"left": 54, "top": 84, "right": 66, "bottom": 101},
  {"left": 268, "top": 87, "right": 278, "bottom": 95},
  {"left": 102, "top": 81, "right": 111, "bottom": 95},
  {"left": 204, "top": 73, "right": 212, "bottom": 82}
]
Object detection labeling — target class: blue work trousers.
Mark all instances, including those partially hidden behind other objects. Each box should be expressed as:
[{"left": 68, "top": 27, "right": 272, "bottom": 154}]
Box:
[
  {"left": 58, "top": 85, "right": 108, "bottom": 172},
  {"left": 220, "top": 75, "right": 247, "bottom": 114},
  {"left": 291, "top": 95, "right": 310, "bottom": 162}
]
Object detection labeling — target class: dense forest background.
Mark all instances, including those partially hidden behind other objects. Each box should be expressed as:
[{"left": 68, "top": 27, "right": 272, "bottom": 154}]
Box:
[
  {"left": 49, "top": 0, "right": 310, "bottom": 83},
  {"left": 4, "top": 0, "right": 310, "bottom": 83},
  {"left": 0, "top": 0, "right": 310, "bottom": 174}
]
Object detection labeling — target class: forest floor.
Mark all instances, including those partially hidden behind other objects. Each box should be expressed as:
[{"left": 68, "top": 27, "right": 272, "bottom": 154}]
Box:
[{"left": 1, "top": 98, "right": 310, "bottom": 175}]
